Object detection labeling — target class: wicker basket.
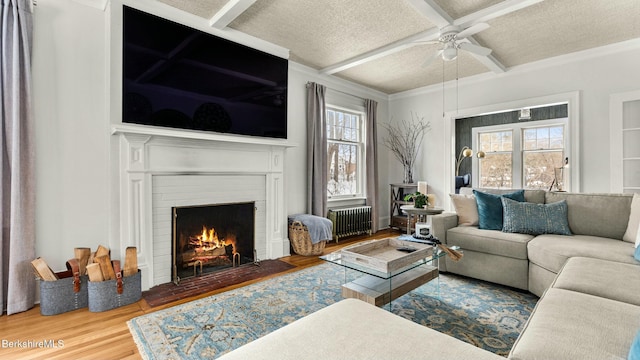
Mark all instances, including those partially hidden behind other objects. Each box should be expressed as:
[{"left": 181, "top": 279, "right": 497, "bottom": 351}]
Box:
[{"left": 289, "top": 221, "right": 326, "bottom": 256}]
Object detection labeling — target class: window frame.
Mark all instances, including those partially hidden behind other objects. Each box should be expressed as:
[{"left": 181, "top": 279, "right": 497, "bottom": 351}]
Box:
[
  {"left": 472, "top": 118, "right": 569, "bottom": 190},
  {"left": 326, "top": 105, "right": 367, "bottom": 201}
]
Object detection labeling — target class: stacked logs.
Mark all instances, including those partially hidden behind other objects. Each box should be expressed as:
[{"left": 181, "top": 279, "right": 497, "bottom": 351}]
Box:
[{"left": 31, "top": 246, "right": 138, "bottom": 282}]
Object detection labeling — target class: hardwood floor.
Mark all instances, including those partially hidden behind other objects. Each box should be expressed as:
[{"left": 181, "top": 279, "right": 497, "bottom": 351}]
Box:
[{"left": 0, "top": 229, "right": 398, "bottom": 360}]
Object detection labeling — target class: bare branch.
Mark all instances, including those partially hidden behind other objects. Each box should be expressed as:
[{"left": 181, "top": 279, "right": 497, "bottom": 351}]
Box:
[{"left": 380, "top": 112, "right": 431, "bottom": 178}]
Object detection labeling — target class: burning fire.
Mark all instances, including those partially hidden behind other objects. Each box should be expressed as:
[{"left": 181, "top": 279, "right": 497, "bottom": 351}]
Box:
[{"left": 189, "top": 226, "right": 236, "bottom": 254}]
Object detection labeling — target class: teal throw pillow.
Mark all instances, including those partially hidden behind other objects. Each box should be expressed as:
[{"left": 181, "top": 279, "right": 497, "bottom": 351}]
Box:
[
  {"left": 630, "top": 329, "right": 640, "bottom": 360},
  {"left": 474, "top": 190, "right": 525, "bottom": 230},
  {"left": 502, "top": 198, "right": 572, "bottom": 236},
  {"left": 635, "top": 245, "right": 640, "bottom": 263}
]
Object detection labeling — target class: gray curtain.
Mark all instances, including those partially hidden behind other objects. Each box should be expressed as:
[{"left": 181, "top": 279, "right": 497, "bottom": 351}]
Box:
[
  {"left": 365, "top": 99, "right": 379, "bottom": 233},
  {"left": 1, "top": 0, "right": 36, "bottom": 314},
  {"left": 306, "top": 82, "right": 327, "bottom": 216}
]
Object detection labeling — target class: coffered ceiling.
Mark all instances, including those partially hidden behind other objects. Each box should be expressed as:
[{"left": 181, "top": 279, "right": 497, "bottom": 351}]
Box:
[{"left": 155, "top": 0, "right": 640, "bottom": 94}]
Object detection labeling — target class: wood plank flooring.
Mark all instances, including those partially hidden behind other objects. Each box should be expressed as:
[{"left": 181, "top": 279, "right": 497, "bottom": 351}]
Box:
[{"left": 0, "top": 230, "right": 397, "bottom": 360}]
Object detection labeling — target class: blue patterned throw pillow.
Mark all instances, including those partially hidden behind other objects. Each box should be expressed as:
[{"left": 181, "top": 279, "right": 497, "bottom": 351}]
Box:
[
  {"left": 635, "top": 244, "right": 640, "bottom": 263},
  {"left": 630, "top": 329, "right": 640, "bottom": 360},
  {"left": 501, "top": 197, "right": 572, "bottom": 236},
  {"left": 474, "top": 190, "right": 525, "bottom": 230}
]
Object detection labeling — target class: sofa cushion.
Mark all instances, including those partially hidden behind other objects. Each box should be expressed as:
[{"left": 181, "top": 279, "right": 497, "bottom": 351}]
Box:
[
  {"left": 545, "top": 192, "right": 633, "bottom": 240},
  {"left": 474, "top": 190, "right": 525, "bottom": 230},
  {"left": 509, "top": 288, "right": 640, "bottom": 360},
  {"left": 501, "top": 198, "right": 572, "bottom": 236},
  {"left": 551, "top": 257, "right": 640, "bottom": 306},
  {"left": 527, "top": 234, "right": 638, "bottom": 273},
  {"left": 624, "top": 193, "right": 640, "bottom": 244},
  {"left": 449, "top": 194, "right": 479, "bottom": 226},
  {"left": 447, "top": 226, "right": 533, "bottom": 259}
]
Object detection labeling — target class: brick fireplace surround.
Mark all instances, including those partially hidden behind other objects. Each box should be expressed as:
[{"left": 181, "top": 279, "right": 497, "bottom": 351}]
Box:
[{"left": 112, "top": 124, "right": 293, "bottom": 290}]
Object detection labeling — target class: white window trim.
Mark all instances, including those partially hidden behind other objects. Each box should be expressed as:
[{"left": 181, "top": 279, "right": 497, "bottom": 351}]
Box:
[
  {"left": 472, "top": 118, "right": 569, "bottom": 190},
  {"left": 326, "top": 104, "right": 367, "bottom": 202},
  {"left": 444, "top": 91, "right": 581, "bottom": 204}
]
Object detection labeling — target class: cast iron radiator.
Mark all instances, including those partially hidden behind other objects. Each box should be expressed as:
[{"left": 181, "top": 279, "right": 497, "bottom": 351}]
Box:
[{"left": 327, "top": 206, "right": 372, "bottom": 242}]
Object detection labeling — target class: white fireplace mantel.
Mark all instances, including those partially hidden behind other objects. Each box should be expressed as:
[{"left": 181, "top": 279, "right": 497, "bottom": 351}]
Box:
[{"left": 112, "top": 124, "right": 295, "bottom": 290}]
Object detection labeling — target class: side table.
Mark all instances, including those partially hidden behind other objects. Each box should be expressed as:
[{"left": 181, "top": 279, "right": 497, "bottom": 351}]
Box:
[{"left": 400, "top": 205, "right": 444, "bottom": 235}]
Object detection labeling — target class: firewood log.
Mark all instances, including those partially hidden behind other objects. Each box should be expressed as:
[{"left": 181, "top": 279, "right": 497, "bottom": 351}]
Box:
[
  {"left": 86, "top": 263, "right": 104, "bottom": 282},
  {"left": 95, "top": 255, "right": 116, "bottom": 281},
  {"left": 30, "top": 258, "right": 58, "bottom": 281},
  {"left": 74, "top": 247, "right": 91, "bottom": 275},
  {"left": 124, "top": 247, "right": 138, "bottom": 277},
  {"left": 94, "top": 245, "right": 109, "bottom": 258}
]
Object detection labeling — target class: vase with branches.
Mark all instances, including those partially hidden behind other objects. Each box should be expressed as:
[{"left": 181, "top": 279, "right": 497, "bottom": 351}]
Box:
[{"left": 381, "top": 112, "right": 431, "bottom": 184}]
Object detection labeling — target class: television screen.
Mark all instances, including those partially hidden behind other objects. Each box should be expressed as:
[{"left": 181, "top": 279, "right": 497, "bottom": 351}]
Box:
[{"left": 122, "top": 6, "right": 288, "bottom": 139}]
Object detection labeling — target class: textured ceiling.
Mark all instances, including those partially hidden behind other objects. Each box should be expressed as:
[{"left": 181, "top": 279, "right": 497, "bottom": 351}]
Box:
[{"left": 155, "top": 0, "right": 640, "bottom": 94}]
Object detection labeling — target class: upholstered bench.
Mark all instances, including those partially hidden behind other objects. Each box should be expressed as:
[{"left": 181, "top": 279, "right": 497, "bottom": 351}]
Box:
[{"left": 218, "top": 298, "right": 502, "bottom": 360}]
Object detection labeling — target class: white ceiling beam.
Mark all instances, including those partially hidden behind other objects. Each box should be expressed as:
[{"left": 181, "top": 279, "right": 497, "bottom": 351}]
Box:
[
  {"left": 454, "top": 0, "right": 544, "bottom": 28},
  {"left": 404, "top": 0, "right": 453, "bottom": 28},
  {"left": 321, "top": 0, "right": 541, "bottom": 75},
  {"left": 209, "top": 0, "right": 257, "bottom": 29},
  {"left": 321, "top": 28, "right": 440, "bottom": 75}
]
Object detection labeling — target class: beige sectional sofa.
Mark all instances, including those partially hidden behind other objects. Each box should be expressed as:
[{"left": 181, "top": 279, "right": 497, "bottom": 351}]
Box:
[
  {"left": 219, "top": 190, "right": 640, "bottom": 359},
  {"left": 432, "top": 189, "right": 637, "bottom": 296}
]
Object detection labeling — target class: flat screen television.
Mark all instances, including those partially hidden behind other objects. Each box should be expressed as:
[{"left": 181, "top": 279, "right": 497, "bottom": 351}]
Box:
[{"left": 122, "top": 6, "right": 288, "bottom": 139}]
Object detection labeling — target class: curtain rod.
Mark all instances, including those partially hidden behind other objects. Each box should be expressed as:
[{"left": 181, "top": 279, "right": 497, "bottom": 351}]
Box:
[{"left": 306, "top": 81, "right": 367, "bottom": 101}]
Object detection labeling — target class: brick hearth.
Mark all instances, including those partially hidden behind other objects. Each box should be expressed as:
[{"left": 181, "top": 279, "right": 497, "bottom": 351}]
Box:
[{"left": 142, "top": 259, "right": 296, "bottom": 307}]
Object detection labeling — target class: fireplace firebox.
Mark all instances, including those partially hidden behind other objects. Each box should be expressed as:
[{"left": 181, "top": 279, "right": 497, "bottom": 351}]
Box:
[{"left": 172, "top": 202, "right": 255, "bottom": 284}]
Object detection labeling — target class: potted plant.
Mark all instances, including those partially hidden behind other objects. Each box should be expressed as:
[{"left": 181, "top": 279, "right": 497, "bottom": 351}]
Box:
[{"left": 404, "top": 191, "right": 429, "bottom": 209}]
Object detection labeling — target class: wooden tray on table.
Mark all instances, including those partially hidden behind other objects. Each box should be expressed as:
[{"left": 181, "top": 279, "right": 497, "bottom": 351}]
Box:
[{"left": 339, "top": 238, "right": 434, "bottom": 273}]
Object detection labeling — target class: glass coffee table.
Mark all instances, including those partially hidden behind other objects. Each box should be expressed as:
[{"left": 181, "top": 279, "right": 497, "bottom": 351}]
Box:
[{"left": 321, "top": 239, "right": 457, "bottom": 310}]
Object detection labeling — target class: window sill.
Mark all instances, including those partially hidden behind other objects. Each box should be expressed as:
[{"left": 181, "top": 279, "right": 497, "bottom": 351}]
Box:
[{"left": 328, "top": 197, "right": 367, "bottom": 208}]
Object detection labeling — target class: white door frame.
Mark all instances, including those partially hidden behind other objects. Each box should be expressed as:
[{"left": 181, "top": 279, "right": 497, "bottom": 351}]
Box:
[
  {"left": 609, "top": 89, "right": 640, "bottom": 192},
  {"left": 443, "top": 91, "right": 581, "bottom": 196}
]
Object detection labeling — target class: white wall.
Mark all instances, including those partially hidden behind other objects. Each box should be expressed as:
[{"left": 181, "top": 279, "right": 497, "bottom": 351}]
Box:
[
  {"left": 31, "top": 0, "right": 390, "bottom": 271},
  {"left": 31, "top": 0, "right": 640, "bottom": 272},
  {"left": 32, "top": 0, "right": 110, "bottom": 268},
  {"left": 389, "top": 43, "right": 640, "bottom": 208}
]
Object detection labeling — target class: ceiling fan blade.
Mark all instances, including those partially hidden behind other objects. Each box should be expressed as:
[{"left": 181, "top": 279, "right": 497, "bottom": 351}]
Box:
[
  {"left": 459, "top": 42, "right": 492, "bottom": 56},
  {"left": 423, "top": 50, "right": 443, "bottom": 67},
  {"left": 414, "top": 40, "right": 441, "bottom": 45},
  {"left": 456, "top": 23, "right": 490, "bottom": 39}
]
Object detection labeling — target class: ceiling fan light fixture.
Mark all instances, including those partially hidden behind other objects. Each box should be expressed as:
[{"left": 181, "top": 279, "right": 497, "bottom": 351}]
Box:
[{"left": 442, "top": 44, "right": 457, "bottom": 61}]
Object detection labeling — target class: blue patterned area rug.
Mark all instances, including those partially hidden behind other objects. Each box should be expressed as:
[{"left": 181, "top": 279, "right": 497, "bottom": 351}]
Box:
[{"left": 128, "top": 263, "right": 538, "bottom": 359}]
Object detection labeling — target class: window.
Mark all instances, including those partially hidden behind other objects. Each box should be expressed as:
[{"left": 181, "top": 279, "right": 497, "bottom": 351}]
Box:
[
  {"left": 478, "top": 131, "right": 513, "bottom": 188},
  {"left": 326, "top": 107, "right": 365, "bottom": 199},
  {"left": 474, "top": 120, "right": 568, "bottom": 190},
  {"left": 522, "top": 126, "right": 565, "bottom": 189}
]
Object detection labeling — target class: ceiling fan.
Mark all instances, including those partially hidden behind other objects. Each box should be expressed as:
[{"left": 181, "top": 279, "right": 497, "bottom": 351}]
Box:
[{"left": 420, "top": 23, "right": 493, "bottom": 66}]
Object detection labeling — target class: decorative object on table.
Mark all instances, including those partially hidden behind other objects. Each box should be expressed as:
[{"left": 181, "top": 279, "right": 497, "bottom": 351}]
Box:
[
  {"left": 404, "top": 191, "right": 428, "bottom": 208},
  {"left": 549, "top": 157, "right": 569, "bottom": 191},
  {"left": 381, "top": 112, "right": 431, "bottom": 184},
  {"left": 417, "top": 181, "right": 428, "bottom": 194},
  {"left": 455, "top": 146, "right": 485, "bottom": 176},
  {"left": 410, "top": 236, "right": 464, "bottom": 262}
]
